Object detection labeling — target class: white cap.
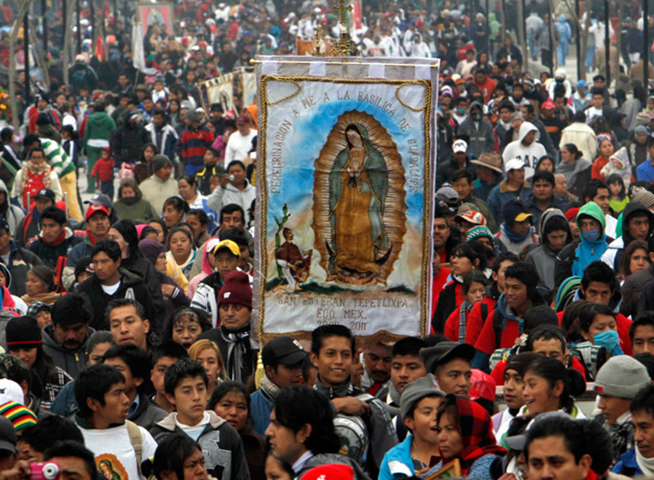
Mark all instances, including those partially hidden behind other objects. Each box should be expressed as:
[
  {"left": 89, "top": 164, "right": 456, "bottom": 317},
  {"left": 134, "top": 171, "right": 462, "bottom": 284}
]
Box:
[
  {"left": 0, "top": 379, "right": 24, "bottom": 406},
  {"left": 505, "top": 158, "right": 526, "bottom": 173},
  {"left": 453, "top": 139, "right": 468, "bottom": 153}
]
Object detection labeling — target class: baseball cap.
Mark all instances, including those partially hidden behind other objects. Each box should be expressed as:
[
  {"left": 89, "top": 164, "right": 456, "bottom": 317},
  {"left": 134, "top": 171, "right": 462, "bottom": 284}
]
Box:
[
  {"left": 503, "top": 199, "right": 533, "bottom": 224},
  {"left": 261, "top": 337, "right": 307, "bottom": 367},
  {"left": 420, "top": 342, "right": 475, "bottom": 374},
  {"left": 453, "top": 139, "right": 468, "bottom": 153},
  {"left": 85, "top": 204, "right": 110, "bottom": 221},
  {"left": 541, "top": 99, "right": 555, "bottom": 110},
  {"left": 0, "top": 218, "right": 10, "bottom": 234},
  {"left": 83, "top": 193, "right": 113, "bottom": 209},
  {"left": 577, "top": 79, "right": 589, "bottom": 89},
  {"left": 0, "top": 416, "right": 16, "bottom": 454},
  {"left": 0, "top": 379, "right": 24, "bottom": 406},
  {"left": 34, "top": 188, "right": 55, "bottom": 202},
  {"left": 212, "top": 239, "right": 240, "bottom": 257},
  {"left": 455, "top": 210, "right": 486, "bottom": 226},
  {"left": 505, "top": 158, "right": 526, "bottom": 173}
]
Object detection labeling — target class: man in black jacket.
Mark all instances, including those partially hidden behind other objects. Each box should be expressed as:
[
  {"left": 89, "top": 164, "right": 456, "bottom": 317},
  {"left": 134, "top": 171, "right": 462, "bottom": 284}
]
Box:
[{"left": 76, "top": 240, "right": 156, "bottom": 331}]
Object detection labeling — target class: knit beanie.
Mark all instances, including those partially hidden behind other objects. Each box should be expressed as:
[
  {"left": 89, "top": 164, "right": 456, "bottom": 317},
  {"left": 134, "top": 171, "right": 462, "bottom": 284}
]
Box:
[
  {"left": 218, "top": 271, "right": 252, "bottom": 310},
  {"left": 467, "top": 225, "right": 493, "bottom": 242},
  {"left": 632, "top": 188, "right": 654, "bottom": 209},
  {"left": 5, "top": 316, "right": 42, "bottom": 350},
  {"left": 26, "top": 301, "right": 51, "bottom": 318},
  {"left": 152, "top": 154, "right": 173, "bottom": 172},
  {"left": 594, "top": 355, "right": 651, "bottom": 399},
  {"left": 564, "top": 207, "right": 580, "bottom": 222},
  {"left": 0, "top": 401, "right": 37, "bottom": 431}
]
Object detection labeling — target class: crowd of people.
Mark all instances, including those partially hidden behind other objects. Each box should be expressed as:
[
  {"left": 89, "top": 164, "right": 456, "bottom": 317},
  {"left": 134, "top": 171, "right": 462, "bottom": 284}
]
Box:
[{"left": 1, "top": 0, "right": 654, "bottom": 480}]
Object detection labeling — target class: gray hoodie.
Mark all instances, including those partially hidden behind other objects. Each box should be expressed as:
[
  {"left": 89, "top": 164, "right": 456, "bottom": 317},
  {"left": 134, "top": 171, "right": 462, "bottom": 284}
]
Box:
[
  {"left": 525, "top": 208, "right": 572, "bottom": 291},
  {"left": 42, "top": 323, "right": 95, "bottom": 379}
]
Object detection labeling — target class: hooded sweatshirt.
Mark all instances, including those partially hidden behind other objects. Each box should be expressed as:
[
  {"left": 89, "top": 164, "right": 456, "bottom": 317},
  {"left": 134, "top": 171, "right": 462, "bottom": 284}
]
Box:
[
  {"left": 526, "top": 208, "right": 573, "bottom": 290},
  {"left": 601, "top": 147, "right": 633, "bottom": 188},
  {"left": 502, "top": 122, "right": 547, "bottom": 173},
  {"left": 42, "top": 323, "right": 95, "bottom": 379},
  {"left": 601, "top": 201, "right": 654, "bottom": 270},
  {"left": 555, "top": 202, "right": 609, "bottom": 285}
]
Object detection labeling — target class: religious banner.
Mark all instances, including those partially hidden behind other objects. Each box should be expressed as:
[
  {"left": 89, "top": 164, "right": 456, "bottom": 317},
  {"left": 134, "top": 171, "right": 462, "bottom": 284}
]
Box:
[
  {"left": 241, "top": 70, "right": 257, "bottom": 107},
  {"left": 254, "top": 56, "right": 439, "bottom": 345},
  {"left": 137, "top": 3, "right": 174, "bottom": 36},
  {"left": 199, "top": 74, "right": 235, "bottom": 113}
]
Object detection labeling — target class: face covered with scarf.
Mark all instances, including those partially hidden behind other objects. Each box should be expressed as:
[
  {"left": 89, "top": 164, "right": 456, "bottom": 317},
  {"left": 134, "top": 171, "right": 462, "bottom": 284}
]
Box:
[{"left": 437, "top": 395, "right": 505, "bottom": 474}]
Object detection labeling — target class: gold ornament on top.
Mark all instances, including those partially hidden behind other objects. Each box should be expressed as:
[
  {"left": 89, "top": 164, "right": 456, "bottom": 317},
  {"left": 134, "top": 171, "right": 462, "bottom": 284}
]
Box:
[{"left": 329, "top": 0, "right": 359, "bottom": 56}]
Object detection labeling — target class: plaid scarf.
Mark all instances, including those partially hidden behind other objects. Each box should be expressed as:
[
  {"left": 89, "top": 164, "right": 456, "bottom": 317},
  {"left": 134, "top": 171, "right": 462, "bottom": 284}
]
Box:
[
  {"left": 440, "top": 395, "right": 506, "bottom": 475},
  {"left": 610, "top": 417, "right": 635, "bottom": 461},
  {"left": 458, "top": 300, "right": 473, "bottom": 343}
]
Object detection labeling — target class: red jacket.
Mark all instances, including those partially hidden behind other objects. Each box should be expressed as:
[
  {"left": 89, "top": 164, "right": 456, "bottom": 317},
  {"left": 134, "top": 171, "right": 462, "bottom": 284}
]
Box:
[
  {"left": 431, "top": 267, "right": 451, "bottom": 318},
  {"left": 91, "top": 157, "right": 115, "bottom": 182},
  {"left": 465, "top": 296, "right": 499, "bottom": 346}
]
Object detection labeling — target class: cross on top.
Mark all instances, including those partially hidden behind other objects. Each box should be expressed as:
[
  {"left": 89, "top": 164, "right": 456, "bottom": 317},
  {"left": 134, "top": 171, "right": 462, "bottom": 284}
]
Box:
[{"left": 332, "top": 0, "right": 353, "bottom": 27}]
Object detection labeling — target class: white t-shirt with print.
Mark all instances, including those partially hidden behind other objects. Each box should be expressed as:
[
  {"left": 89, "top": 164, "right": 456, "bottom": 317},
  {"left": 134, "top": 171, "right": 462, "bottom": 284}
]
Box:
[{"left": 79, "top": 423, "right": 158, "bottom": 480}]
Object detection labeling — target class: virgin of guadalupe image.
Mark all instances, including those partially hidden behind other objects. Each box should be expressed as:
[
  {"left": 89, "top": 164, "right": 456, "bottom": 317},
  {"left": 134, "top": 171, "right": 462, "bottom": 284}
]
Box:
[
  {"left": 312, "top": 110, "right": 407, "bottom": 286},
  {"left": 327, "top": 123, "right": 392, "bottom": 283}
]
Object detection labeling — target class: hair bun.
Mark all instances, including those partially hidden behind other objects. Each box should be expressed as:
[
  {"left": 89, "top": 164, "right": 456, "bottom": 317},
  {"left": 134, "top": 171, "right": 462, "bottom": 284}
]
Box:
[{"left": 566, "top": 368, "right": 587, "bottom": 398}]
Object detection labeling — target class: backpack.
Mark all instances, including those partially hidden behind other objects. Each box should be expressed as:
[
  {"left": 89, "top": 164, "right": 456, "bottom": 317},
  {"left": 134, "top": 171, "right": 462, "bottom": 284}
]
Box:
[
  {"left": 126, "top": 420, "right": 143, "bottom": 475},
  {"left": 333, "top": 393, "right": 374, "bottom": 465},
  {"left": 70, "top": 67, "right": 89, "bottom": 92},
  {"left": 570, "top": 341, "right": 607, "bottom": 381}
]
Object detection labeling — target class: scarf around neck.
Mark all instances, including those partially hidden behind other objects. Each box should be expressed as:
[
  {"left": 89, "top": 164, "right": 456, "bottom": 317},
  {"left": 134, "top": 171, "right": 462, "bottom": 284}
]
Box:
[
  {"left": 636, "top": 445, "right": 654, "bottom": 477},
  {"left": 220, "top": 324, "right": 250, "bottom": 384},
  {"left": 503, "top": 223, "right": 530, "bottom": 244},
  {"left": 260, "top": 374, "right": 281, "bottom": 399}
]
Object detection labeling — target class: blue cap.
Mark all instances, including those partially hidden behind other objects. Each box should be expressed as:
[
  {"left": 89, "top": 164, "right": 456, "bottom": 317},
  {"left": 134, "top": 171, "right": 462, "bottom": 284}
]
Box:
[{"left": 577, "top": 80, "right": 589, "bottom": 89}]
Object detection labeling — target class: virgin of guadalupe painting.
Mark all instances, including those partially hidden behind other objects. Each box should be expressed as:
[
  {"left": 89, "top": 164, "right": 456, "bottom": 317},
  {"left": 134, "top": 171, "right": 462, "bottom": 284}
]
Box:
[{"left": 313, "top": 110, "right": 407, "bottom": 285}]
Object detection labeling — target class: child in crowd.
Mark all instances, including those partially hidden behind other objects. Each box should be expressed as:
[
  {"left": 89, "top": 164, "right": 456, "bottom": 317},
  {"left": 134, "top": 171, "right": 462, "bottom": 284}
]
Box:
[
  {"left": 91, "top": 146, "right": 115, "bottom": 200},
  {"left": 444, "top": 270, "right": 488, "bottom": 342},
  {"left": 606, "top": 173, "right": 629, "bottom": 214}
]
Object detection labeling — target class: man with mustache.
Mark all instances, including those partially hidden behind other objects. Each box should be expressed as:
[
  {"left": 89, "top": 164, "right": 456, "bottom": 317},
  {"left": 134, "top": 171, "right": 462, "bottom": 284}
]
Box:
[{"left": 42, "top": 293, "right": 95, "bottom": 379}]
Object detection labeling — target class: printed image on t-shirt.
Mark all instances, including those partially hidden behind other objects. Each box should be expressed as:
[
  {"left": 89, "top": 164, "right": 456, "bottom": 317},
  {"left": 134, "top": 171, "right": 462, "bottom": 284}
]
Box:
[{"left": 96, "top": 454, "right": 129, "bottom": 480}]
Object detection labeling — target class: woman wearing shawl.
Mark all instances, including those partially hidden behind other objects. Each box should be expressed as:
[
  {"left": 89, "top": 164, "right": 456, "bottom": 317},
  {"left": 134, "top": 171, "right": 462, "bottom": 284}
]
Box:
[
  {"left": 424, "top": 395, "right": 505, "bottom": 480},
  {"left": 328, "top": 123, "right": 388, "bottom": 280}
]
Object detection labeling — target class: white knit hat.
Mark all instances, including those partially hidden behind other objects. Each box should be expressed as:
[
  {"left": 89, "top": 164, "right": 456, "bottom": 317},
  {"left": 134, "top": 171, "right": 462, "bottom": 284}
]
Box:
[{"left": 594, "top": 356, "right": 651, "bottom": 399}]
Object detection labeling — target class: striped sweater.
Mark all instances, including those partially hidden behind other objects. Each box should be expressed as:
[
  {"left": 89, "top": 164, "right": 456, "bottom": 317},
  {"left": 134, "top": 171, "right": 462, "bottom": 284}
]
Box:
[
  {"left": 41, "top": 138, "right": 76, "bottom": 178},
  {"left": 181, "top": 126, "right": 214, "bottom": 166}
]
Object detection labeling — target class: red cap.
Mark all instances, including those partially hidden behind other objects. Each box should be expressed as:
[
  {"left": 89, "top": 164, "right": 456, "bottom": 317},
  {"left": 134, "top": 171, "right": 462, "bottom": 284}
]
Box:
[
  {"left": 302, "top": 465, "right": 355, "bottom": 480},
  {"left": 85, "top": 204, "right": 109, "bottom": 221},
  {"left": 564, "top": 207, "right": 580, "bottom": 221},
  {"left": 541, "top": 99, "right": 555, "bottom": 110}
]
